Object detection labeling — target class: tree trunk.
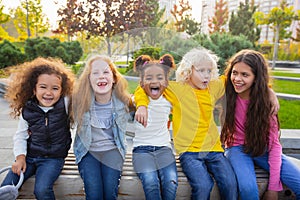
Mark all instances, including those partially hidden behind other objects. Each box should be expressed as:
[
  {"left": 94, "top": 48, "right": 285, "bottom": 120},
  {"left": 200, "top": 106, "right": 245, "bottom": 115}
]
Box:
[
  {"left": 272, "top": 25, "right": 280, "bottom": 70},
  {"left": 106, "top": 37, "right": 111, "bottom": 57}
]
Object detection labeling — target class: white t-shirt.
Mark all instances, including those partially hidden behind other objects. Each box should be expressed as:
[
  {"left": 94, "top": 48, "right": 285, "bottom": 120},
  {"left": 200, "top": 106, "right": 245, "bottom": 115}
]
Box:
[{"left": 133, "top": 95, "right": 172, "bottom": 148}]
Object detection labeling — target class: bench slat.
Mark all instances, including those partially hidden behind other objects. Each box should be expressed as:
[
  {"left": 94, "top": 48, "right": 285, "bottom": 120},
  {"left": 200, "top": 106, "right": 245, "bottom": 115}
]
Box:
[{"left": 17, "top": 152, "right": 295, "bottom": 200}]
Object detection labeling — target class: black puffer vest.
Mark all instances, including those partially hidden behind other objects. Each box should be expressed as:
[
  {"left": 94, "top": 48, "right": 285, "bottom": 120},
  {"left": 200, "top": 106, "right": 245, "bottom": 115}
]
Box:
[{"left": 22, "top": 97, "right": 71, "bottom": 158}]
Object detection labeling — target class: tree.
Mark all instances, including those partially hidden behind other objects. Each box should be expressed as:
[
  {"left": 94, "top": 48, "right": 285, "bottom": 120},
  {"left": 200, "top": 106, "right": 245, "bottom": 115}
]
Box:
[
  {"left": 183, "top": 17, "right": 200, "bottom": 35},
  {"left": 208, "top": 0, "right": 229, "bottom": 34},
  {"left": 254, "top": 0, "right": 298, "bottom": 69},
  {"left": 11, "top": 0, "right": 50, "bottom": 40},
  {"left": 0, "top": 0, "right": 9, "bottom": 24},
  {"left": 193, "top": 33, "right": 255, "bottom": 72},
  {"left": 0, "top": 0, "right": 13, "bottom": 41},
  {"left": 229, "top": 0, "right": 260, "bottom": 44},
  {"left": 170, "top": 0, "right": 192, "bottom": 32},
  {"left": 134, "top": 0, "right": 168, "bottom": 46},
  {"left": 56, "top": 0, "right": 81, "bottom": 42}
]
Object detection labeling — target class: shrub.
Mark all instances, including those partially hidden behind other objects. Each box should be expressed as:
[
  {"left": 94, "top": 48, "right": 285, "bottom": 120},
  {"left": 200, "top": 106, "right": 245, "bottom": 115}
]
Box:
[
  {"left": 0, "top": 40, "right": 26, "bottom": 69},
  {"left": 24, "top": 37, "right": 83, "bottom": 64}
]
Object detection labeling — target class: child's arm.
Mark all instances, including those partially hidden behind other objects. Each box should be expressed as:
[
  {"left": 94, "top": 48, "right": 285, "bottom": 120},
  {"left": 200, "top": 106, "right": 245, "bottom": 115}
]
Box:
[
  {"left": 269, "top": 88, "right": 279, "bottom": 114},
  {"left": 134, "top": 86, "right": 150, "bottom": 127},
  {"left": 134, "top": 86, "right": 150, "bottom": 108},
  {"left": 135, "top": 106, "right": 148, "bottom": 127},
  {"left": 13, "top": 115, "right": 29, "bottom": 175}
]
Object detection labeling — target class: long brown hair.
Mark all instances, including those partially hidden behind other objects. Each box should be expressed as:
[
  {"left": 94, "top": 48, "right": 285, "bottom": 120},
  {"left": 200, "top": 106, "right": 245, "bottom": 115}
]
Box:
[
  {"left": 221, "top": 49, "right": 273, "bottom": 156},
  {"left": 72, "top": 54, "right": 131, "bottom": 129}
]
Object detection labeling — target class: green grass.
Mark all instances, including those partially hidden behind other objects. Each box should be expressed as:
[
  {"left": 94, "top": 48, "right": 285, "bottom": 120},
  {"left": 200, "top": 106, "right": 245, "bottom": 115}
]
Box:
[
  {"left": 117, "top": 68, "right": 127, "bottom": 75},
  {"left": 272, "top": 79, "right": 300, "bottom": 95},
  {"left": 278, "top": 99, "right": 300, "bottom": 129},
  {"left": 127, "top": 80, "right": 139, "bottom": 94},
  {"left": 271, "top": 71, "right": 300, "bottom": 78}
]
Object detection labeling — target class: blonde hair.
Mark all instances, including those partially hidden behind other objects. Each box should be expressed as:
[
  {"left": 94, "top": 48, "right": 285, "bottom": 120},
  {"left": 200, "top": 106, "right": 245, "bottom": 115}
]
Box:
[
  {"left": 72, "top": 54, "right": 131, "bottom": 128},
  {"left": 5, "top": 57, "right": 75, "bottom": 118},
  {"left": 176, "top": 48, "right": 219, "bottom": 83}
]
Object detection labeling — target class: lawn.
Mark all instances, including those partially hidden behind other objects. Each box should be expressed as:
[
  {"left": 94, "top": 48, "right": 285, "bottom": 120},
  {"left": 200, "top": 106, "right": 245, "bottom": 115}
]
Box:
[
  {"left": 271, "top": 71, "right": 300, "bottom": 78},
  {"left": 272, "top": 79, "right": 300, "bottom": 95},
  {"left": 127, "top": 80, "right": 139, "bottom": 94},
  {"left": 278, "top": 99, "right": 300, "bottom": 129}
]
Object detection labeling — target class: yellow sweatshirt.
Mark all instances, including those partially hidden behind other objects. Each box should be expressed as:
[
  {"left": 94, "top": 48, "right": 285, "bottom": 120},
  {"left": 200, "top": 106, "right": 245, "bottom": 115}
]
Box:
[{"left": 134, "top": 77, "right": 225, "bottom": 154}]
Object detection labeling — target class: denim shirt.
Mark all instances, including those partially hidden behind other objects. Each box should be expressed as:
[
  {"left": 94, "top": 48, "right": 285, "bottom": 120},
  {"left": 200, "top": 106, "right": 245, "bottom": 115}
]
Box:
[{"left": 73, "top": 92, "right": 130, "bottom": 164}]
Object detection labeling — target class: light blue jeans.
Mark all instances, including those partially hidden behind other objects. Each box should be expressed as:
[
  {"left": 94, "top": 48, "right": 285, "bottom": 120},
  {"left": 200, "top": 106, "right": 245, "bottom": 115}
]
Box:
[
  {"left": 1, "top": 156, "right": 64, "bottom": 200},
  {"left": 226, "top": 145, "right": 300, "bottom": 200},
  {"left": 179, "top": 151, "right": 238, "bottom": 200},
  {"left": 78, "top": 150, "right": 123, "bottom": 200},
  {"left": 133, "top": 146, "right": 178, "bottom": 200}
]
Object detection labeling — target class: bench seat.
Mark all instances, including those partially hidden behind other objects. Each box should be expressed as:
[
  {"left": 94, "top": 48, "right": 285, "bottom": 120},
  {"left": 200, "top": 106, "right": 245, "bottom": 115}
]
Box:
[{"left": 17, "top": 152, "right": 296, "bottom": 200}]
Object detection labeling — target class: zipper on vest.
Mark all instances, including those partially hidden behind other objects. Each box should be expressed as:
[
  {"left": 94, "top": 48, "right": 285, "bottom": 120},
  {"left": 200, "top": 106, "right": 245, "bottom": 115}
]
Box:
[{"left": 45, "top": 116, "right": 48, "bottom": 126}]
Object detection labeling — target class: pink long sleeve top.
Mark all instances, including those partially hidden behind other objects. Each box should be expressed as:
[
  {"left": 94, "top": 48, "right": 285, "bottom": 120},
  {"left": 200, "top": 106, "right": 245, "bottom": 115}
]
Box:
[{"left": 228, "top": 95, "right": 283, "bottom": 191}]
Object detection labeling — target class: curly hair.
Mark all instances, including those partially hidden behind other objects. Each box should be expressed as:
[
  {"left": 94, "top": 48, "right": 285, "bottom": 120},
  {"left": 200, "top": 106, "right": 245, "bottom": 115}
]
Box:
[
  {"left": 72, "top": 54, "right": 131, "bottom": 128},
  {"left": 5, "top": 57, "right": 75, "bottom": 119},
  {"left": 221, "top": 49, "right": 273, "bottom": 156},
  {"left": 176, "top": 48, "right": 219, "bottom": 83}
]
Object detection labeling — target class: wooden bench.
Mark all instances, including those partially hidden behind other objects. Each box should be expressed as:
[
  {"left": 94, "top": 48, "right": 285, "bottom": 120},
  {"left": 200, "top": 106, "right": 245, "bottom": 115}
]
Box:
[{"left": 16, "top": 152, "right": 296, "bottom": 200}]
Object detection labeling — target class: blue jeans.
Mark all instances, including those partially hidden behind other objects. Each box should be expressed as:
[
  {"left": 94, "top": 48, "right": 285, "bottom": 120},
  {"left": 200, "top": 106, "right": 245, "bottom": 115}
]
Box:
[
  {"left": 1, "top": 157, "right": 64, "bottom": 200},
  {"left": 133, "top": 146, "right": 178, "bottom": 200},
  {"left": 179, "top": 152, "right": 238, "bottom": 200},
  {"left": 78, "top": 150, "right": 123, "bottom": 200},
  {"left": 226, "top": 145, "right": 300, "bottom": 200}
]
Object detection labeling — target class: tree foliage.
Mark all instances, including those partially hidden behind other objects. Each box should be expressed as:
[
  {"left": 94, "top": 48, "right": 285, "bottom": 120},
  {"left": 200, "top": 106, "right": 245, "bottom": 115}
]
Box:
[
  {"left": 56, "top": 0, "right": 81, "bottom": 42},
  {"left": 24, "top": 37, "right": 82, "bottom": 64},
  {"left": 11, "top": 0, "right": 50, "bottom": 40},
  {"left": 229, "top": 0, "right": 260, "bottom": 44},
  {"left": 193, "top": 33, "right": 255, "bottom": 72},
  {"left": 208, "top": 0, "right": 229, "bottom": 34},
  {"left": 57, "top": 0, "right": 165, "bottom": 55},
  {"left": 0, "top": 0, "right": 9, "bottom": 24},
  {"left": 170, "top": 0, "right": 192, "bottom": 32},
  {"left": 254, "top": 0, "right": 298, "bottom": 69},
  {"left": 0, "top": 40, "right": 26, "bottom": 69}
]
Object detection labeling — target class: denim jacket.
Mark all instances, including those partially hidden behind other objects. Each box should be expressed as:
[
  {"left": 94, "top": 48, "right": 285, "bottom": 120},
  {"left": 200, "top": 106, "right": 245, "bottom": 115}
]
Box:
[{"left": 73, "top": 92, "right": 130, "bottom": 164}]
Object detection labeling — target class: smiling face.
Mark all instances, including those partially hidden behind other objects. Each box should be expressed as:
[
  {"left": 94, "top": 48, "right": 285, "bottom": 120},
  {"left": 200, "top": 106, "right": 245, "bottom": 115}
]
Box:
[
  {"left": 34, "top": 74, "right": 62, "bottom": 107},
  {"left": 141, "top": 65, "right": 168, "bottom": 100},
  {"left": 188, "top": 63, "right": 212, "bottom": 89},
  {"left": 230, "top": 62, "right": 255, "bottom": 100},
  {"left": 89, "top": 59, "right": 115, "bottom": 103}
]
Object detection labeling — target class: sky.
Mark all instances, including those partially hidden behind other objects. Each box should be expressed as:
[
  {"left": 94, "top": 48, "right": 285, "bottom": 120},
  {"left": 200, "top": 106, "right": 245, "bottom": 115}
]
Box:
[{"left": 2, "top": 0, "right": 202, "bottom": 27}]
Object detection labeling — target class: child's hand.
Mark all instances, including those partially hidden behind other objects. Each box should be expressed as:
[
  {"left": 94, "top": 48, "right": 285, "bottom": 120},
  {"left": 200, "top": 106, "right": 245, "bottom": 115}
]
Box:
[
  {"left": 135, "top": 106, "right": 148, "bottom": 127},
  {"left": 263, "top": 190, "right": 278, "bottom": 200},
  {"left": 12, "top": 154, "right": 26, "bottom": 176}
]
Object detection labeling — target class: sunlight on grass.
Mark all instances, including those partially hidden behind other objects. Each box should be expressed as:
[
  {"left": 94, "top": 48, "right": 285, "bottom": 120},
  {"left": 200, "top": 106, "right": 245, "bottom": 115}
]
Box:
[
  {"left": 127, "top": 80, "right": 139, "bottom": 94},
  {"left": 271, "top": 71, "right": 300, "bottom": 78},
  {"left": 279, "top": 99, "right": 300, "bottom": 129},
  {"left": 272, "top": 79, "right": 300, "bottom": 95}
]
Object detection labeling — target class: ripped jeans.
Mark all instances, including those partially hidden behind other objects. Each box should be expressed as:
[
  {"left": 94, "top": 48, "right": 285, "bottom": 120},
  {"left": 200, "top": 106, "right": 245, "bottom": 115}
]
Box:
[{"left": 133, "top": 146, "right": 178, "bottom": 200}]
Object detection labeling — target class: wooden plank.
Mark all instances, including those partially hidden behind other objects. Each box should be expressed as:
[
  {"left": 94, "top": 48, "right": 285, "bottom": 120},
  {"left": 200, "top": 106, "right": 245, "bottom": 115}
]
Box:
[{"left": 17, "top": 152, "right": 296, "bottom": 200}]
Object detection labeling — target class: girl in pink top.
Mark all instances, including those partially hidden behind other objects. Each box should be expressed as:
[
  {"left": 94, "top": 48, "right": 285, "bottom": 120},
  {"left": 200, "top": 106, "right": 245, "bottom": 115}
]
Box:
[{"left": 221, "top": 49, "right": 300, "bottom": 200}]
